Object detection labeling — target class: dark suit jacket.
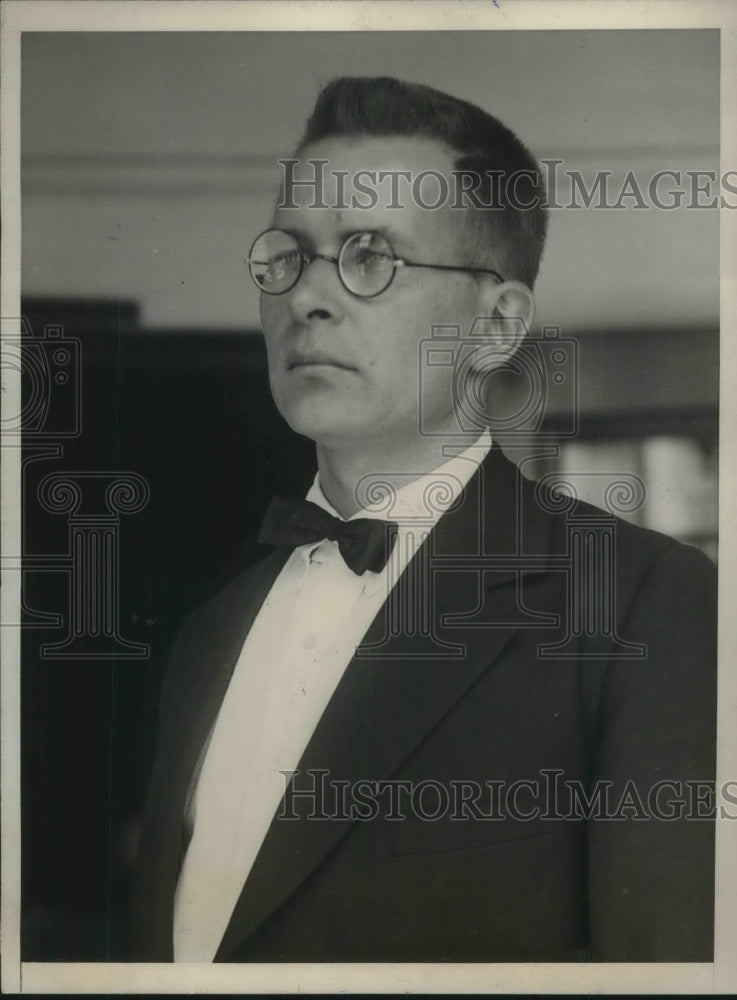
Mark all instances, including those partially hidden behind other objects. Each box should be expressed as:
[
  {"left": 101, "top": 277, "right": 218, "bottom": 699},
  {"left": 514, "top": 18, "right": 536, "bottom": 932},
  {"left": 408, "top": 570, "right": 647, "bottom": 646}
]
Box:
[{"left": 131, "top": 445, "right": 716, "bottom": 962}]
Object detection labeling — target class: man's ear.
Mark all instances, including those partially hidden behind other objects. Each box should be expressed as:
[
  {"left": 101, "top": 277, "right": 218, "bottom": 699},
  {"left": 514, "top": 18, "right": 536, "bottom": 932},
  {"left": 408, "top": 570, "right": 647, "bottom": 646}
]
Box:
[{"left": 466, "top": 280, "right": 535, "bottom": 371}]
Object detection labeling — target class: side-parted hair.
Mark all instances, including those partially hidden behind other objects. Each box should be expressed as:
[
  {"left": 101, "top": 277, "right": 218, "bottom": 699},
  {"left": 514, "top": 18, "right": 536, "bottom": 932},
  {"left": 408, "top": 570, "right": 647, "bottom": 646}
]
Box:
[{"left": 299, "top": 76, "right": 548, "bottom": 288}]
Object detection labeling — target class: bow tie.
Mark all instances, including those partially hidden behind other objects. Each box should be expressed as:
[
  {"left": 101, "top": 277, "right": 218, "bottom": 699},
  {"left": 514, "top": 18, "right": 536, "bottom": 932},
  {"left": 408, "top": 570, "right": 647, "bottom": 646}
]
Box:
[{"left": 259, "top": 497, "right": 398, "bottom": 575}]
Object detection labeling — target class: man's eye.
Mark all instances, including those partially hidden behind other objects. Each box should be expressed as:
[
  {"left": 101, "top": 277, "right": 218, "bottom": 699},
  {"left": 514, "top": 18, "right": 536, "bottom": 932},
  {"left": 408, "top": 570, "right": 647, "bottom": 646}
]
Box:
[
  {"left": 268, "top": 250, "right": 302, "bottom": 277},
  {"left": 353, "top": 249, "right": 391, "bottom": 270},
  {"left": 270, "top": 250, "right": 301, "bottom": 268}
]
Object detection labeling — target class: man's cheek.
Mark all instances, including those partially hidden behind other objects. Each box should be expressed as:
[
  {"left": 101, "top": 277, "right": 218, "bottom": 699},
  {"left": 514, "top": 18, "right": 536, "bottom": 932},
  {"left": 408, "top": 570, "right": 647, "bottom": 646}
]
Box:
[{"left": 264, "top": 337, "right": 286, "bottom": 376}]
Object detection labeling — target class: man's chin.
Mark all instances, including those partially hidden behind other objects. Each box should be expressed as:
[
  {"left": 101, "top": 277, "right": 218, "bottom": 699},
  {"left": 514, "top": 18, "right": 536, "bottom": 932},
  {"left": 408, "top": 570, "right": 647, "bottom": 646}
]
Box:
[{"left": 279, "top": 406, "right": 369, "bottom": 447}]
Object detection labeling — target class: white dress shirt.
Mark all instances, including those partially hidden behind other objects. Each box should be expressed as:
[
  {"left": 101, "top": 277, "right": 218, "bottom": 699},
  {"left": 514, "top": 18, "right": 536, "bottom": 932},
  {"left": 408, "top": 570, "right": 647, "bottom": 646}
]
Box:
[{"left": 173, "top": 431, "right": 491, "bottom": 961}]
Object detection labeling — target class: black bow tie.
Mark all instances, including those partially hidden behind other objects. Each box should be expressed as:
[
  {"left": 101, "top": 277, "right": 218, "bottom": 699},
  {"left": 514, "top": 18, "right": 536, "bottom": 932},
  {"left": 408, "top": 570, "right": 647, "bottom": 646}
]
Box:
[{"left": 259, "top": 497, "right": 398, "bottom": 575}]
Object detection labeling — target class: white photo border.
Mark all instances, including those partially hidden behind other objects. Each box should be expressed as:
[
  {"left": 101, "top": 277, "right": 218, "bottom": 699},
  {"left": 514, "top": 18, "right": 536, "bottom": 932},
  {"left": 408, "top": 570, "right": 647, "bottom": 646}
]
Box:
[{"left": 2, "top": 1, "right": 735, "bottom": 994}]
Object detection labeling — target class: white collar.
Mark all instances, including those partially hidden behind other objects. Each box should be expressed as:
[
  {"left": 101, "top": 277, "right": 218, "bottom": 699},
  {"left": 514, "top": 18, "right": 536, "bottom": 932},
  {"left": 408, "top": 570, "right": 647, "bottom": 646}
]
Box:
[
  {"left": 300, "top": 429, "right": 491, "bottom": 588},
  {"left": 306, "top": 428, "right": 492, "bottom": 527}
]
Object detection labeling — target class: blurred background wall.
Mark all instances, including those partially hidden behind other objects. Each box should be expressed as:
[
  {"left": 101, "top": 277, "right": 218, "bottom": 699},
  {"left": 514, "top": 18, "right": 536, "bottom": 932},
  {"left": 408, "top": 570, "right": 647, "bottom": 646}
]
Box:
[
  {"left": 21, "top": 30, "right": 719, "bottom": 547},
  {"left": 22, "top": 31, "right": 718, "bottom": 333},
  {"left": 18, "top": 29, "right": 719, "bottom": 960}
]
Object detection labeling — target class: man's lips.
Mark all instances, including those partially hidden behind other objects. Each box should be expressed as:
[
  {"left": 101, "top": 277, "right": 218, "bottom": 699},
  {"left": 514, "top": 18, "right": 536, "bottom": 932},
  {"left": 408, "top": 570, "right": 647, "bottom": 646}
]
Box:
[{"left": 286, "top": 350, "right": 357, "bottom": 371}]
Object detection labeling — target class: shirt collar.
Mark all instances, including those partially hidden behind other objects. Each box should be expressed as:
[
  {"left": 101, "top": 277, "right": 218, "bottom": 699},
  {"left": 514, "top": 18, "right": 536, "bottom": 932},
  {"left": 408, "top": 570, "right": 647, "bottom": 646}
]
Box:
[
  {"left": 300, "top": 430, "right": 491, "bottom": 587},
  {"left": 306, "top": 428, "right": 492, "bottom": 527}
]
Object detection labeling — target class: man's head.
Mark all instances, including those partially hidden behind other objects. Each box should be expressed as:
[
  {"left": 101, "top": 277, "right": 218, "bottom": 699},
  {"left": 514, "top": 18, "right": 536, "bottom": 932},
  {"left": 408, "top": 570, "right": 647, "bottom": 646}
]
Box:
[
  {"left": 256, "top": 76, "right": 547, "bottom": 455},
  {"left": 299, "top": 76, "right": 548, "bottom": 289}
]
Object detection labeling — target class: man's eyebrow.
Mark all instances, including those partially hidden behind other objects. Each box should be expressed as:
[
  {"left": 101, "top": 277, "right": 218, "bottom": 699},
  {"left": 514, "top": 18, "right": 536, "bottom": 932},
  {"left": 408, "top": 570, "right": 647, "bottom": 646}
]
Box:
[
  {"left": 276, "top": 223, "right": 311, "bottom": 244},
  {"left": 273, "top": 223, "right": 414, "bottom": 253},
  {"left": 366, "top": 224, "right": 405, "bottom": 248}
]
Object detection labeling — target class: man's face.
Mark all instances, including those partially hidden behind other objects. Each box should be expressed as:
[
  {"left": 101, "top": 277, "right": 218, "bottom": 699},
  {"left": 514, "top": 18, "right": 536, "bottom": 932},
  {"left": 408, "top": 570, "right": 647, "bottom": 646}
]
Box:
[{"left": 260, "top": 135, "right": 489, "bottom": 452}]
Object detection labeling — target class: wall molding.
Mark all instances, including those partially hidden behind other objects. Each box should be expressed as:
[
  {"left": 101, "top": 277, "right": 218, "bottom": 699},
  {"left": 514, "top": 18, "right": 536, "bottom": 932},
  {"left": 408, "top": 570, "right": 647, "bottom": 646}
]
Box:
[{"left": 22, "top": 146, "right": 718, "bottom": 197}]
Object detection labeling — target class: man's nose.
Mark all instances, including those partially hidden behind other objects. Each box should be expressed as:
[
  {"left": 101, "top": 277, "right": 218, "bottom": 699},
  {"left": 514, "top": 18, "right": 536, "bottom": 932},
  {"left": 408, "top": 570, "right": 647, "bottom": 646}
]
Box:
[{"left": 287, "top": 256, "right": 346, "bottom": 324}]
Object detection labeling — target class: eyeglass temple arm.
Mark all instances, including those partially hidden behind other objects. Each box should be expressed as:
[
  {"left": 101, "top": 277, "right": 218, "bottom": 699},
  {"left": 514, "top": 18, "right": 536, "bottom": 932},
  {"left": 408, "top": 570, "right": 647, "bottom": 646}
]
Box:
[{"left": 396, "top": 260, "right": 505, "bottom": 284}]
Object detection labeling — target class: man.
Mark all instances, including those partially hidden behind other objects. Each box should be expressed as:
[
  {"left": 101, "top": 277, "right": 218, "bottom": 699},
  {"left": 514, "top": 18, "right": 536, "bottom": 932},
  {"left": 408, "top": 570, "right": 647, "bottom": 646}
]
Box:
[{"left": 132, "top": 77, "right": 716, "bottom": 963}]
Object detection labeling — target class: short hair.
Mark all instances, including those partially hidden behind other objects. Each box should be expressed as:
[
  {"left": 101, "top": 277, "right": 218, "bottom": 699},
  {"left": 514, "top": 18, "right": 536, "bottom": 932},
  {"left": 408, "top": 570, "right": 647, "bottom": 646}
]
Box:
[{"left": 299, "top": 76, "right": 548, "bottom": 287}]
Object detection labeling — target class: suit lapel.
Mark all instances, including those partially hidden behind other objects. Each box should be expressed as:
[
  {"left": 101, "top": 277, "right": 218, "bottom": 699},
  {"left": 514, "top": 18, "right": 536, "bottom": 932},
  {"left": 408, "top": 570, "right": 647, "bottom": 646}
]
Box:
[
  {"left": 134, "top": 546, "right": 291, "bottom": 959},
  {"left": 217, "top": 445, "right": 558, "bottom": 958},
  {"left": 166, "top": 547, "right": 293, "bottom": 817}
]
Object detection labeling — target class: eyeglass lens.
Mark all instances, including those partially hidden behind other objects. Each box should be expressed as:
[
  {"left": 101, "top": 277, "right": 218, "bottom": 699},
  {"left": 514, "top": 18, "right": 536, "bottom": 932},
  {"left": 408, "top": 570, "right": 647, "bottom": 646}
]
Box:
[
  {"left": 248, "top": 230, "right": 303, "bottom": 294},
  {"left": 248, "top": 229, "right": 397, "bottom": 297}
]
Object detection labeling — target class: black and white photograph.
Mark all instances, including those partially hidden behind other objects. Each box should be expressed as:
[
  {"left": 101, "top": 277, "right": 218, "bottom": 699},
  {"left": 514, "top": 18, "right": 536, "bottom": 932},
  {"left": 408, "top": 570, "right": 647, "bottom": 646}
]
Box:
[{"left": 1, "top": 1, "right": 735, "bottom": 994}]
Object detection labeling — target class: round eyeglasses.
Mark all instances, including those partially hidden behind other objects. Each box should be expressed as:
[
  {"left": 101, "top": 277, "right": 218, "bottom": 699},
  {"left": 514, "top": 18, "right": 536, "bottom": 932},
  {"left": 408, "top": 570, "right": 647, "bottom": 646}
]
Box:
[{"left": 247, "top": 228, "right": 505, "bottom": 299}]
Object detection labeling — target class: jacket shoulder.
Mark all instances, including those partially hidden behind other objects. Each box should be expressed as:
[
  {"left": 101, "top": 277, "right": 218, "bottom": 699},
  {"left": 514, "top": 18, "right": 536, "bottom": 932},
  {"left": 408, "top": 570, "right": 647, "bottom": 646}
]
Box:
[{"left": 535, "top": 475, "right": 716, "bottom": 586}]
